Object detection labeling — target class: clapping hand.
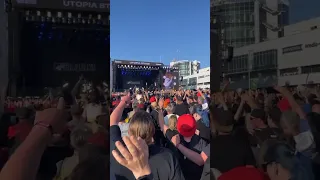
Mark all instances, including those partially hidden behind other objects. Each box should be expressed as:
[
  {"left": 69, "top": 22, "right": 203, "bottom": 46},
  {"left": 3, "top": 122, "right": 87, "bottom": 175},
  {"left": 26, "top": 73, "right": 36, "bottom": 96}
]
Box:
[
  {"left": 171, "top": 134, "right": 180, "bottom": 148},
  {"left": 158, "top": 98, "right": 164, "bottom": 109},
  {"left": 112, "top": 136, "right": 151, "bottom": 179}
]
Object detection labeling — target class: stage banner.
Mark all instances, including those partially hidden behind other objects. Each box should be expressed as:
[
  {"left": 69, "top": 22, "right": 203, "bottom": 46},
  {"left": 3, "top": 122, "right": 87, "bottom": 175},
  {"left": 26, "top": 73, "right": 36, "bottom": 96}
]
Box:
[
  {"left": 12, "top": 0, "right": 109, "bottom": 12},
  {"left": 114, "top": 60, "right": 163, "bottom": 66}
]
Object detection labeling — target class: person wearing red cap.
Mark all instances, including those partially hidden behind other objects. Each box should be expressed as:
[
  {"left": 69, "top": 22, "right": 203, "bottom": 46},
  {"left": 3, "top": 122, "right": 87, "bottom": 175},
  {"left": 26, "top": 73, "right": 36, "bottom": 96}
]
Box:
[
  {"left": 170, "top": 114, "right": 208, "bottom": 180},
  {"left": 218, "top": 166, "right": 270, "bottom": 180}
]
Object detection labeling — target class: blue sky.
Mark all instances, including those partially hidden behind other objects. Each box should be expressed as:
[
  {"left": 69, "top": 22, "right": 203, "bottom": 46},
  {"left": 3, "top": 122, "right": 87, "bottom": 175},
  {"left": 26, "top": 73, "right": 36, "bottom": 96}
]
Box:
[{"left": 110, "top": 0, "right": 210, "bottom": 68}]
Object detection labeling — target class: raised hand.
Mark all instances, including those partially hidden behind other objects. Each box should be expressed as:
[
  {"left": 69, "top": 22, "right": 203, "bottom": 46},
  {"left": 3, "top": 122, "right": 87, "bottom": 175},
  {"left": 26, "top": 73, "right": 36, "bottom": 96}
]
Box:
[
  {"left": 171, "top": 134, "right": 180, "bottom": 147},
  {"left": 121, "top": 93, "right": 131, "bottom": 104},
  {"left": 158, "top": 98, "right": 164, "bottom": 109},
  {"left": 34, "top": 98, "right": 68, "bottom": 134},
  {"left": 112, "top": 136, "right": 151, "bottom": 179}
]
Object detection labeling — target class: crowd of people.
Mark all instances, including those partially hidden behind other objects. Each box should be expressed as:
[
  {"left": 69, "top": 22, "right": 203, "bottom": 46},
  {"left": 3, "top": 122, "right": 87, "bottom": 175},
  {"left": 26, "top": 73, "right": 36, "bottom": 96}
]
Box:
[{"left": 1, "top": 74, "right": 320, "bottom": 180}]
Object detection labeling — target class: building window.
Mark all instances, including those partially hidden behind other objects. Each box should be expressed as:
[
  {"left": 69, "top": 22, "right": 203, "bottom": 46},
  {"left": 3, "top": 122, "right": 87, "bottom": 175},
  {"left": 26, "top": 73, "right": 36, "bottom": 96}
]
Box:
[
  {"left": 301, "top": 65, "right": 320, "bottom": 74},
  {"left": 280, "top": 68, "right": 299, "bottom": 76},
  {"left": 253, "top": 49, "right": 277, "bottom": 70}
]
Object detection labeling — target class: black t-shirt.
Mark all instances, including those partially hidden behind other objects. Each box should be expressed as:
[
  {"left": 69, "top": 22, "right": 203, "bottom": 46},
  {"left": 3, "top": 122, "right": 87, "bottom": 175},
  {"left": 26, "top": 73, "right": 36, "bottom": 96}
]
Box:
[
  {"left": 174, "top": 103, "right": 190, "bottom": 116},
  {"left": 196, "top": 120, "right": 211, "bottom": 143},
  {"left": 200, "top": 158, "right": 212, "bottom": 180},
  {"left": 178, "top": 135, "right": 208, "bottom": 180},
  {"left": 211, "top": 128, "right": 256, "bottom": 173},
  {"left": 249, "top": 127, "right": 281, "bottom": 147},
  {"left": 110, "top": 125, "right": 185, "bottom": 180}
]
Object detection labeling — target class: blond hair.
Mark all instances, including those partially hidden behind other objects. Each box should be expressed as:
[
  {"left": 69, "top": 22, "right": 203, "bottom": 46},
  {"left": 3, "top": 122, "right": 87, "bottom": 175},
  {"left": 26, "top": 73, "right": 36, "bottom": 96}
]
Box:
[
  {"left": 168, "top": 115, "right": 178, "bottom": 131},
  {"left": 129, "top": 111, "right": 155, "bottom": 144}
]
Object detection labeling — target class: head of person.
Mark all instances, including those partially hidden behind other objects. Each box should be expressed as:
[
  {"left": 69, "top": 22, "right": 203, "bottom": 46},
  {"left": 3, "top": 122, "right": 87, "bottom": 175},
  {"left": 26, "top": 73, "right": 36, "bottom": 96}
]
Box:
[
  {"left": 88, "top": 91, "right": 99, "bottom": 104},
  {"left": 211, "top": 108, "right": 234, "bottom": 134},
  {"left": 96, "top": 107, "right": 108, "bottom": 128},
  {"left": 163, "top": 98, "right": 170, "bottom": 109},
  {"left": 68, "top": 155, "right": 109, "bottom": 180},
  {"left": 149, "top": 96, "right": 157, "bottom": 108},
  {"left": 175, "top": 95, "right": 183, "bottom": 104},
  {"left": 165, "top": 103, "right": 175, "bottom": 114},
  {"left": 260, "top": 140, "right": 313, "bottom": 180},
  {"left": 268, "top": 108, "right": 282, "bottom": 129},
  {"left": 70, "top": 125, "right": 93, "bottom": 151},
  {"left": 71, "top": 105, "right": 83, "bottom": 118},
  {"left": 177, "top": 114, "right": 197, "bottom": 138},
  {"left": 16, "top": 107, "right": 32, "bottom": 122},
  {"left": 310, "top": 97, "right": 320, "bottom": 114},
  {"left": 187, "top": 96, "right": 194, "bottom": 104},
  {"left": 128, "top": 111, "right": 155, "bottom": 145},
  {"left": 168, "top": 115, "right": 178, "bottom": 131},
  {"left": 198, "top": 96, "right": 205, "bottom": 105},
  {"left": 280, "top": 111, "right": 300, "bottom": 137},
  {"left": 132, "top": 100, "right": 139, "bottom": 112},
  {"left": 250, "top": 109, "right": 268, "bottom": 129}
]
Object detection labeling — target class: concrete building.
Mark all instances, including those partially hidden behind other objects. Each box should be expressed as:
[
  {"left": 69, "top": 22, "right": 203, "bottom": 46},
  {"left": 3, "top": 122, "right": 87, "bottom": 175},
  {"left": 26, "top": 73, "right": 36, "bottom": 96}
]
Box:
[
  {"left": 212, "top": 0, "right": 289, "bottom": 48},
  {"left": 181, "top": 67, "right": 210, "bottom": 89},
  {"left": 224, "top": 17, "right": 320, "bottom": 89},
  {"left": 170, "top": 60, "right": 200, "bottom": 78}
]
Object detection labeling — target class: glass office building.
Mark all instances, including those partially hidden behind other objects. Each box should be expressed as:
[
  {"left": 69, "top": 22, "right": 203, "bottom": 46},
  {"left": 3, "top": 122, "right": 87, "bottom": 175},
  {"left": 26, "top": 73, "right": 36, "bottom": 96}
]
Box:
[
  {"left": 212, "top": 0, "right": 289, "bottom": 48},
  {"left": 170, "top": 60, "right": 200, "bottom": 78}
]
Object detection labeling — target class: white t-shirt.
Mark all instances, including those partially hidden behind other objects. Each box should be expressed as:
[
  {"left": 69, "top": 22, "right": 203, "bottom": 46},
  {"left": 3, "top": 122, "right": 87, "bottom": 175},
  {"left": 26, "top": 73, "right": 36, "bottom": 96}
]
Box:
[
  {"left": 294, "top": 130, "right": 315, "bottom": 154},
  {"left": 83, "top": 103, "right": 102, "bottom": 123}
]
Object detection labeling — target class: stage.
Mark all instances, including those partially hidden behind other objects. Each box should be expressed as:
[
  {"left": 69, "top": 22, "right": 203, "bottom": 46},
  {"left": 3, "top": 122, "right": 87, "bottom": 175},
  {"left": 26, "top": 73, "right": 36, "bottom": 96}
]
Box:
[
  {"left": 111, "top": 60, "right": 179, "bottom": 92},
  {"left": 5, "top": 4, "right": 109, "bottom": 96}
]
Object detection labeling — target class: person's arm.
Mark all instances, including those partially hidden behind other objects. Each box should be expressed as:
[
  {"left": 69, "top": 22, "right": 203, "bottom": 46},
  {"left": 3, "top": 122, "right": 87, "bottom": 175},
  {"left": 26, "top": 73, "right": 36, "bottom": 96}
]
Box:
[
  {"left": 274, "top": 86, "right": 306, "bottom": 119},
  {"left": 216, "top": 93, "right": 228, "bottom": 110},
  {"left": 158, "top": 108, "right": 168, "bottom": 135},
  {"left": 234, "top": 100, "right": 245, "bottom": 121},
  {"left": 110, "top": 94, "right": 130, "bottom": 126},
  {"left": 71, "top": 76, "right": 83, "bottom": 97},
  {"left": 0, "top": 125, "right": 51, "bottom": 180},
  {"left": 242, "top": 93, "right": 259, "bottom": 109},
  {"left": 176, "top": 144, "right": 205, "bottom": 166}
]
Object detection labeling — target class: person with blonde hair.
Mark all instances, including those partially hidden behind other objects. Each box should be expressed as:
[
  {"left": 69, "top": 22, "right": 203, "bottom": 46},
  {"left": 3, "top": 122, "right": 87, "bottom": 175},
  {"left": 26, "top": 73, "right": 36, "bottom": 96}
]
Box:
[
  {"left": 54, "top": 124, "right": 92, "bottom": 180},
  {"left": 168, "top": 115, "right": 178, "bottom": 131},
  {"left": 109, "top": 94, "right": 184, "bottom": 180}
]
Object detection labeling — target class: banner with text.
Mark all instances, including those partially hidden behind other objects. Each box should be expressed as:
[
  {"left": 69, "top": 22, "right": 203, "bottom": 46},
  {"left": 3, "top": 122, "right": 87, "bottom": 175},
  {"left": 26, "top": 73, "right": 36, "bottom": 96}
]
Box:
[{"left": 12, "top": 0, "right": 109, "bottom": 12}]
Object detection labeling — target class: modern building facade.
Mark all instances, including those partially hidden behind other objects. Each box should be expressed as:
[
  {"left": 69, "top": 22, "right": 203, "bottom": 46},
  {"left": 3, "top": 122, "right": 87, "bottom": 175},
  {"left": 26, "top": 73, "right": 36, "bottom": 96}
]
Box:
[
  {"left": 212, "top": 0, "right": 289, "bottom": 48},
  {"left": 181, "top": 67, "right": 210, "bottom": 89},
  {"left": 224, "top": 17, "right": 320, "bottom": 89},
  {"left": 170, "top": 60, "right": 200, "bottom": 78}
]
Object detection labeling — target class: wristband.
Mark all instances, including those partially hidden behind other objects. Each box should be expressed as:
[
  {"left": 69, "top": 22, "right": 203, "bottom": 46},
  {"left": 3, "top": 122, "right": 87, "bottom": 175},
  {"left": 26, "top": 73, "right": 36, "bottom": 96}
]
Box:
[{"left": 34, "top": 122, "right": 54, "bottom": 135}]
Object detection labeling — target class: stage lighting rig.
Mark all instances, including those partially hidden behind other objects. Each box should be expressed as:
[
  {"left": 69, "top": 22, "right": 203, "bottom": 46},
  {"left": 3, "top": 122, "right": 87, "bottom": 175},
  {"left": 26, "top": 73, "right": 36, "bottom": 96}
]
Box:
[{"left": 22, "top": 9, "right": 109, "bottom": 26}]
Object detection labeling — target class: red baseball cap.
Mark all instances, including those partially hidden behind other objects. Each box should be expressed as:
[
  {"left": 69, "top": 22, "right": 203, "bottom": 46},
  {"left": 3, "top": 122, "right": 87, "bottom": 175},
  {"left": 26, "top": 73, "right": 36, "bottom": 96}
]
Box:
[
  {"left": 150, "top": 96, "right": 156, "bottom": 103},
  {"left": 177, "top": 114, "right": 196, "bottom": 137},
  {"left": 218, "top": 167, "right": 269, "bottom": 180}
]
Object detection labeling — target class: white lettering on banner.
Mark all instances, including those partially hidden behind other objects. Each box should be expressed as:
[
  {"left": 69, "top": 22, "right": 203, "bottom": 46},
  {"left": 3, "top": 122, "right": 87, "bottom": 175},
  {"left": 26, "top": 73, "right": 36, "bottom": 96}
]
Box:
[
  {"left": 63, "top": 0, "right": 109, "bottom": 9},
  {"left": 54, "top": 63, "right": 96, "bottom": 72},
  {"left": 127, "top": 81, "right": 140, "bottom": 85},
  {"left": 129, "top": 62, "right": 151, "bottom": 65}
]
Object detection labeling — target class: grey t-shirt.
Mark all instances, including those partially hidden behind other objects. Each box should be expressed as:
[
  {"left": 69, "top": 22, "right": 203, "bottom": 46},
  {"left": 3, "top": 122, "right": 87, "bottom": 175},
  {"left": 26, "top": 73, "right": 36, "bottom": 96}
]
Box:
[{"left": 118, "top": 123, "right": 130, "bottom": 137}]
